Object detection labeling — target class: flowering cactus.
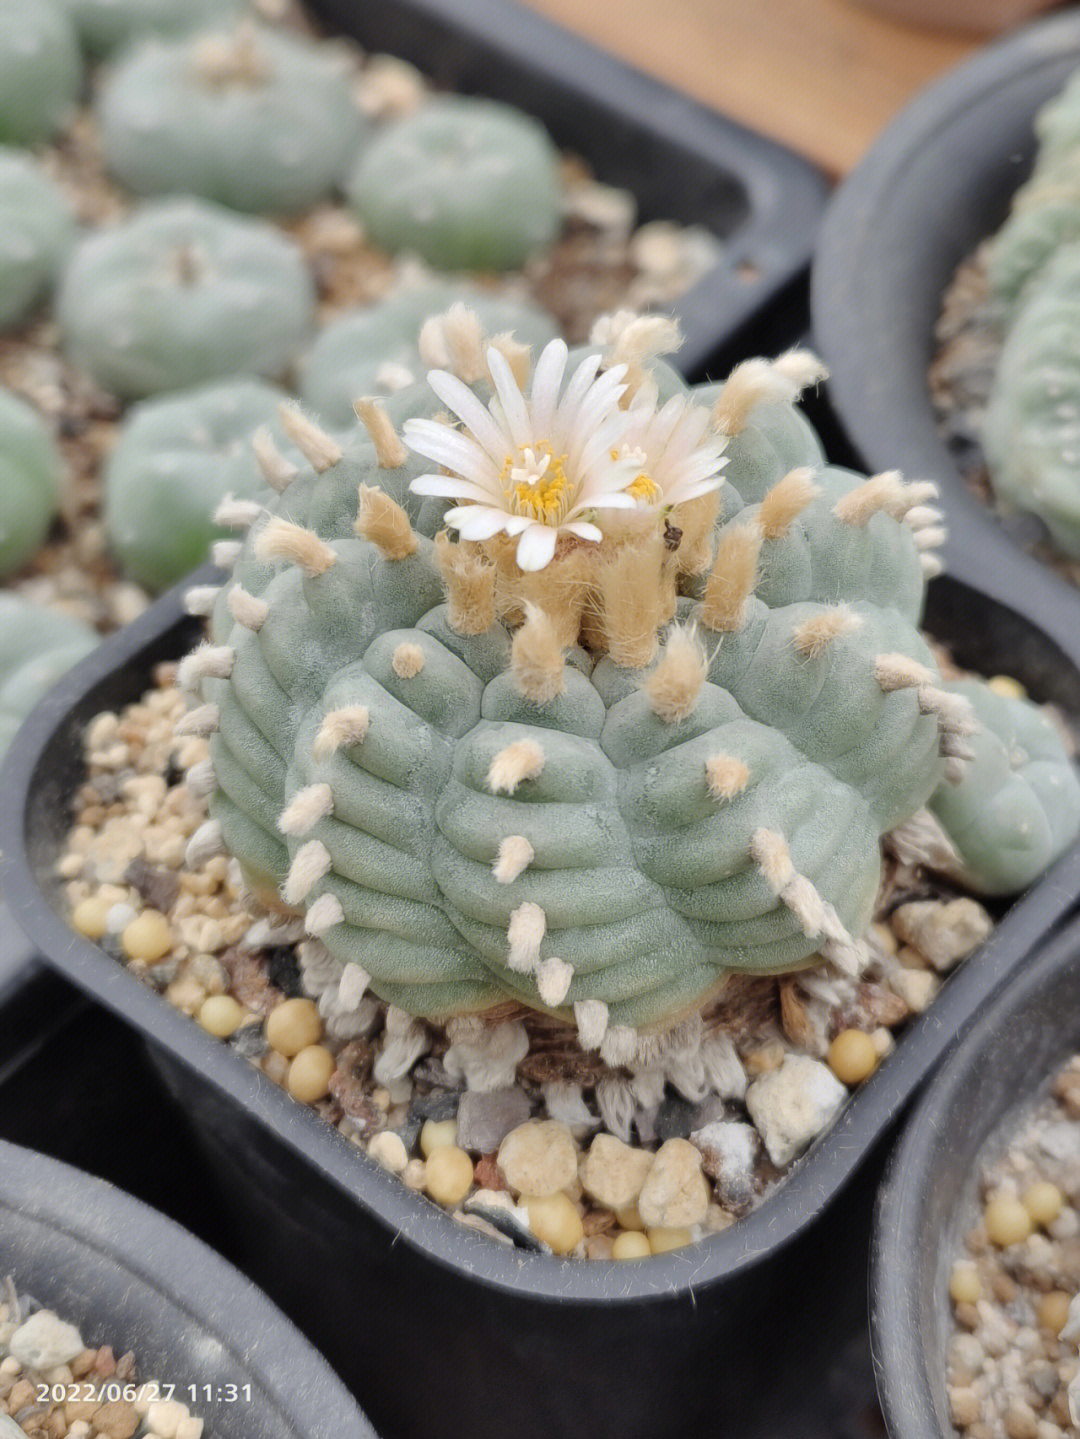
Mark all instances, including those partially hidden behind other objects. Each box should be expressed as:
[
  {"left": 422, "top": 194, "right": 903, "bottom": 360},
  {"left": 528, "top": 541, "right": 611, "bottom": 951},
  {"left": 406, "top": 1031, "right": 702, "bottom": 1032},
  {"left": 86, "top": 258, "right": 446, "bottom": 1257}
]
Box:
[
  {"left": 56, "top": 198, "right": 315, "bottom": 400},
  {"left": 174, "top": 310, "right": 1078, "bottom": 1046},
  {"left": 346, "top": 97, "right": 562, "bottom": 271},
  {"left": 0, "top": 149, "right": 76, "bottom": 332},
  {"left": 0, "top": 594, "right": 97, "bottom": 759},
  {"left": 0, "top": 388, "right": 62, "bottom": 581},
  {"left": 56, "top": 0, "right": 245, "bottom": 58},
  {"left": 0, "top": 0, "right": 81, "bottom": 146},
  {"left": 104, "top": 378, "right": 305, "bottom": 592},
  {"left": 97, "top": 24, "right": 366, "bottom": 216}
]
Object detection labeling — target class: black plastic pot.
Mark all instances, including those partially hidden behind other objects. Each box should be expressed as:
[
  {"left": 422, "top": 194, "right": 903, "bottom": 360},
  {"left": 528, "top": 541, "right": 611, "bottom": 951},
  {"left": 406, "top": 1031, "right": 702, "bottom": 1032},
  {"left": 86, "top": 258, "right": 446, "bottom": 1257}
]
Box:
[
  {"left": 871, "top": 913, "right": 1080, "bottom": 1439},
  {"left": 811, "top": 11, "right": 1080, "bottom": 625},
  {"left": 305, "top": 0, "right": 829, "bottom": 377},
  {"left": 0, "top": 1142, "right": 373, "bottom": 1437},
  {"left": 2, "top": 561, "right": 1079, "bottom": 1439}
]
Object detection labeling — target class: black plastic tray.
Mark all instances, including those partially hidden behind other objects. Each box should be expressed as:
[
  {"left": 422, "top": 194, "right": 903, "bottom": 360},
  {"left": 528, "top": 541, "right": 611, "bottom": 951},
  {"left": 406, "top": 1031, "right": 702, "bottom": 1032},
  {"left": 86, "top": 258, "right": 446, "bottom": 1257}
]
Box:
[
  {"left": 811, "top": 10, "right": 1080, "bottom": 624},
  {"left": 0, "top": 1141, "right": 373, "bottom": 1438},
  {"left": 2, "top": 557, "right": 1077, "bottom": 1439},
  {"left": 872, "top": 912, "right": 1080, "bottom": 1439},
  {"left": 306, "top": 0, "right": 829, "bottom": 378}
]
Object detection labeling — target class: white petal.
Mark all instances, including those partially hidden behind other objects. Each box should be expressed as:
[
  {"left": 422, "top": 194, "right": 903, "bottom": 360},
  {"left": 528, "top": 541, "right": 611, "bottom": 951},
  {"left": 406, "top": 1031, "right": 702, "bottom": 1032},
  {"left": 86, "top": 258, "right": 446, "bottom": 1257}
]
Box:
[
  {"left": 427, "top": 368, "right": 511, "bottom": 462},
  {"left": 404, "top": 420, "right": 501, "bottom": 490},
  {"left": 563, "top": 520, "right": 603, "bottom": 542},
  {"left": 445, "top": 506, "right": 523, "bottom": 541},
  {"left": 529, "top": 339, "right": 569, "bottom": 436},
  {"left": 409, "top": 473, "right": 498, "bottom": 504},
  {"left": 487, "top": 347, "right": 532, "bottom": 451},
  {"left": 515, "top": 524, "right": 559, "bottom": 571}
]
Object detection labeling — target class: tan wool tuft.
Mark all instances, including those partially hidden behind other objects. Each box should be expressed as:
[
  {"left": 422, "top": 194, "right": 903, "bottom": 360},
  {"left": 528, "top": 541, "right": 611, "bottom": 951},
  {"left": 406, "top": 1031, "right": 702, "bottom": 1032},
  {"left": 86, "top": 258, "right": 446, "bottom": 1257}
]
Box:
[
  {"left": 832, "top": 470, "right": 909, "bottom": 526},
  {"left": 278, "top": 782, "right": 334, "bottom": 836},
  {"left": 792, "top": 605, "right": 863, "bottom": 658},
  {"left": 176, "top": 643, "right": 235, "bottom": 692},
  {"left": 711, "top": 358, "right": 795, "bottom": 436},
  {"left": 492, "top": 835, "right": 535, "bottom": 884},
  {"left": 598, "top": 535, "right": 664, "bottom": 668},
  {"left": 874, "top": 653, "right": 936, "bottom": 693},
  {"left": 391, "top": 641, "right": 425, "bottom": 679},
  {"left": 511, "top": 603, "right": 566, "bottom": 703},
  {"left": 175, "top": 703, "right": 219, "bottom": 738},
  {"left": 283, "top": 840, "right": 333, "bottom": 906},
  {"left": 757, "top": 467, "right": 820, "bottom": 539},
  {"left": 699, "top": 525, "right": 761, "bottom": 632},
  {"left": 251, "top": 426, "right": 299, "bottom": 492},
  {"left": 536, "top": 956, "right": 574, "bottom": 1008},
  {"left": 644, "top": 625, "right": 708, "bottom": 722},
  {"left": 486, "top": 332, "right": 532, "bottom": 390},
  {"left": 772, "top": 349, "right": 828, "bottom": 391},
  {"left": 354, "top": 484, "right": 418, "bottom": 559},
  {"left": 313, "top": 705, "right": 370, "bottom": 759},
  {"left": 211, "top": 539, "right": 242, "bottom": 570},
  {"left": 574, "top": 999, "right": 609, "bottom": 1052},
  {"left": 353, "top": 397, "right": 408, "bottom": 469},
  {"left": 305, "top": 892, "right": 345, "bottom": 936},
  {"left": 254, "top": 516, "right": 337, "bottom": 577},
  {"left": 750, "top": 828, "right": 795, "bottom": 892},
  {"left": 213, "top": 495, "right": 263, "bottom": 530},
  {"left": 417, "top": 304, "right": 486, "bottom": 384},
  {"left": 705, "top": 754, "right": 750, "bottom": 801},
  {"left": 670, "top": 488, "right": 722, "bottom": 576},
  {"left": 183, "top": 585, "right": 220, "bottom": 617},
  {"left": 434, "top": 531, "right": 496, "bottom": 635},
  {"left": 278, "top": 405, "right": 343, "bottom": 473},
  {"left": 507, "top": 901, "right": 546, "bottom": 973},
  {"left": 227, "top": 585, "right": 269, "bottom": 632},
  {"left": 487, "top": 738, "right": 545, "bottom": 795}
]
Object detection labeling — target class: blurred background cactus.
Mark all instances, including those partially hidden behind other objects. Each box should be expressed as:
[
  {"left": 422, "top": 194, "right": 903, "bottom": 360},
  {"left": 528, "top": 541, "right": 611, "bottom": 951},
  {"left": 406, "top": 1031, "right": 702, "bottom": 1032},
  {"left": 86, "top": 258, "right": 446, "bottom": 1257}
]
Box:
[
  {"left": 0, "top": 0, "right": 82, "bottom": 147},
  {"left": 0, "top": 595, "right": 97, "bottom": 759},
  {"left": 97, "top": 24, "right": 367, "bottom": 215},
  {"left": 55, "top": 0, "right": 246, "bottom": 59},
  {"left": 0, "top": 149, "right": 77, "bottom": 331},
  {"left": 0, "top": 389, "right": 62, "bottom": 581}
]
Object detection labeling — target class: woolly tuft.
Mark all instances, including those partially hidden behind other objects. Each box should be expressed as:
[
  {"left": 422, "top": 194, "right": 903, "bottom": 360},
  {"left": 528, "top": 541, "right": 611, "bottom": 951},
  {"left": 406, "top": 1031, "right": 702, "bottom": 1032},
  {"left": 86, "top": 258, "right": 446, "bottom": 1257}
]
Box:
[
  {"left": 254, "top": 516, "right": 337, "bottom": 577},
  {"left": 251, "top": 426, "right": 298, "bottom": 492},
  {"left": 354, "top": 398, "right": 408, "bottom": 469},
  {"left": 792, "top": 604, "right": 863, "bottom": 658},
  {"left": 213, "top": 495, "right": 263, "bottom": 530},
  {"left": 757, "top": 467, "right": 820, "bottom": 539},
  {"left": 574, "top": 998, "right": 609, "bottom": 1051},
  {"left": 511, "top": 603, "right": 566, "bottom": 703},
  {"left": 705, "top": 753, "right": 750, "bottom": 801},
  {"left": 354, "top": 484, "right": 418, "bottom": 559},
  {"left": 507, "top": 901, "right": 546, "bottom": 973},
  {"left": 391, "top": 641, "right": 425, "bottom": 678},
  {"left": 305, "top": 892, "right": 345, "bottom": 936},
  {"left": 226, "top": 585, "right": 269, "bottom": 632},
  {"left": 183, "top": 585, "right": 221, "bottom": 617},
  {"left": 598, "top": 535, "right": 665, "bottom": 667},
  {"left": 177, "top": 643, "right": 235, "bottom": 692},
  {"left": 487, "top": 738, "right": 545, "bottom": 795},
  {"left": 418, "top": 303, "right": 486, "bottom": 384},
  {"left": 174, "top": 703, "right": 219, "bottom": 738},
  {"left": 645, "top": 625, "right": 708, "bottom": 722},
  {"left": 492, "top": 835, "right": 535, "bottom": 884},
  {"left": 536, "top": 955, "right": 574, "bottom": 1007},
  {"left": 278, "top": 404, "right": 343, "bottom": 473},
  {"left": 699, "top": 525, "right": 761, "bottom": 632},
  {"left": 434, "top": 532, "right": 496, "bottom": 635},
  {"left": 313, "top": 705, "right": 370, "bottom": 759},
  {"left": 283, "top": 840, "right": 333, "bottom": 905},
  {"left": 278, "top": 782, "right": 334, "bottom": 837}
]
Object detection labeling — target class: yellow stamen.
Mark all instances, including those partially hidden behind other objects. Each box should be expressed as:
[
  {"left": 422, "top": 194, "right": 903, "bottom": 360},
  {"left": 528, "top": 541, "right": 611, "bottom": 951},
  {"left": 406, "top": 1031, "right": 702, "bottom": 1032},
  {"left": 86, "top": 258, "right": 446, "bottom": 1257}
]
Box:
[
  {"left": 626, "top": 473, "right": 659, "bottom": 503},
  {"left": 503, "top": 443, "right": 573, "bottom": 525}
]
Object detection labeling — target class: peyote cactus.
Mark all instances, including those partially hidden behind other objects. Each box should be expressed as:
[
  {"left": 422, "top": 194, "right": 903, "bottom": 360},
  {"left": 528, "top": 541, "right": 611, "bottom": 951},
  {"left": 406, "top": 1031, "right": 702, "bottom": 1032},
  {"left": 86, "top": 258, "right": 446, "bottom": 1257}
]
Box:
[
  {"left": 299, "top": 286, "right": 559, "bottom": 430},
  {"left": 56, "top": 198, "right": 316, "bottom": 400},
  {"left": 0, "top": 0, "right": 82, "bottom": 147},
  {"left": 103, "top": 378, "right": 305, "bottom": 593},
  {"left": 0, "top": 388, "right": 62, "bottom": 581},
  {"left": 0, "top": 594, "right": 97, "bottom": 759},
  {"left": 97, "top": 24, "right": 367, "bottom": 216},
  {"left": 345, "top": 97, "right": 563, "bottom": 271},
  {"left": 983, "top": 243, "right": 1080, "bottom": 558},
  {"left": 55, "top": 0, "right": 245, "bottom": 59},
  {"left": 0, "top": 149, "right": 77, "bottom": 332},
  {"left": 174, "top": 310, "right": 1079, "bottom": 1048}
]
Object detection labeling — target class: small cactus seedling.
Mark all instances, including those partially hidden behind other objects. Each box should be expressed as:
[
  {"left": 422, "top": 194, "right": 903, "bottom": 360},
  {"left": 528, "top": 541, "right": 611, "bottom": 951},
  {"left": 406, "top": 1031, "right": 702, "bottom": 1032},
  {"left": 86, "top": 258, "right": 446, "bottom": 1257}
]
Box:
[
  {"left": 0, "top": 388, "right": 62, "bottom": 581},
  {"left": 299, "top": 285, "right": 559, "bottom": 430},
  {"left": 0, "top": 0, "right": 81, "bottom": 147},
  {"left": 983, "top": 243, "right": 1080, "bottom": 558},
  {"left": 345, "top": 97, "right": 563, "bottom": 271},
  {"left": 0, "top": 148, "right": 77, "bottom": 332},
  {"left": 168, "top": 306, "right": 1079, "bottom": 1051},
  {"left": 0, "top": 594, "right": 97, "bottom": 759},
  {"left": 56, "top": 0, "right": 245, "bottom": 59},
  {"left": 103, "top": 378, "right": 307, "bottom": 593},
  {"left": 56, "top": 198, "right": 316, "bottom": 400},
  {"left": 892, "top": 680, "right": 1080, "bottom": 896},
  {"left": 97, "top": 24, "right": 367, "bottom": 216}
]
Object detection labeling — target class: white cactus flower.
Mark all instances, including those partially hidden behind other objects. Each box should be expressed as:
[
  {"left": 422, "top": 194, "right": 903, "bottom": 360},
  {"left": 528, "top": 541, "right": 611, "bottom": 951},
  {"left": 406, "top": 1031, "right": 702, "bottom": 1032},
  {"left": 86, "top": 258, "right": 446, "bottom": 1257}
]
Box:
[
  {"left": 404, "top": 339, "right": 643, "bottom": 571},
  {"left": 618, "top": 391, "right": 728, "bottom": 509}
]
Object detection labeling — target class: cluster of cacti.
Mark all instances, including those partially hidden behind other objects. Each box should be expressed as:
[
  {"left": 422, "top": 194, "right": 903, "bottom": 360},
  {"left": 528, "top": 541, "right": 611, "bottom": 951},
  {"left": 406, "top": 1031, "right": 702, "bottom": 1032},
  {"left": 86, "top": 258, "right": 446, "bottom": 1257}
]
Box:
[
  {"left": 0, "top": 593, "right": 97, "bottom": 758},
  {"left": 981, "top": 68, "right": 1080, "bottom": 559},
  {"left": 0, "top": 389, "right": 62, "bottom": 580},
  {"left": 299, "top": 285, "right": 559, "bottom": 430},
  {"left": 171, "top": 308, "right": 1080, "bottom": 1047},
  {"left": 56, "top": 198, "right": 316, "bottom": 400},
  {"left": 97, "top": 24, "right": 367, "bottom": 216},
  {"left": 103, "top": 378, "right": 306, "bottom": 592},
  {"left": 0, "top": 148, "right": 76, "bottom": 331},
  {"left": 56, "top": 0, "right": 245, "bottom": 59},
  {"left": 0, "top": 0, "right": 81, "bottom": 147},
  {"left": 345, "top": 97, "right": 564, "bottom": 271}
]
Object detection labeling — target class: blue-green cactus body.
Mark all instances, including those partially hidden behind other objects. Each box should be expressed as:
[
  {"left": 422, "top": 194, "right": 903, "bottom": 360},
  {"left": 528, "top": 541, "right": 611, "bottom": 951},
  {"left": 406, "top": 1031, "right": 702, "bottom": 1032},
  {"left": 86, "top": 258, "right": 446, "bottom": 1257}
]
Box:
[
  {"left": 0, "top": 1, "right": 81, "bottom": 147},
  {"left": 0, "top": 389, "right": 62, "bottom": 580},
  {"left": 0, "top": 149, "right": 77, "bottom": 331},
  {"left": 983, "top": 243, "right": 1080, "bottom": 558},
  {"left": 300, "top": 286, "right": 559, "bottom": 430},
  {"left": 927, "top": 681, "right": 1080, "bottom": 895},
  {"left": 0, "top": 595, "right": 97, "bottom": 758},
  {"left": 56, "top": 0, "right": 245, "bottom": 58},
  {"left": 97, "top": 27, "right": 366, "bottom": 216},
  {"left": 345, "top": 97, "right": 562, "bottom": 271},
  {"left": 103, "top": 378, "right": 303, "bottom": 592},
  {"left": 56, "top": 199, "right": 315, "bottom": 399}
]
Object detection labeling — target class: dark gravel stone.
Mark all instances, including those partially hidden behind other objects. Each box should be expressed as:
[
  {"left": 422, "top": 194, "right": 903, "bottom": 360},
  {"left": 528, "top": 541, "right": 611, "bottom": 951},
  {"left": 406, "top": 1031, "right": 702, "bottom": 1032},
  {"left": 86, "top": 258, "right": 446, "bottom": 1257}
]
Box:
[
  {"left": 229, "top": 1024, "right": 269, "bottom": 1059},
  {"left": 412, "top": 1056, "right": 464, "bottom": 1093},
  {"left": 123, "top": 856, "right": 181, "bottom": 914},
  {"left": 409, "top": 1089, "right": 460, "bottom": 1123},
  {"left": 654, "top": 1093, "right": 699, "bottom": 1141},
  {"left": 394, "top": 1115, "right": 422, "bottom": 1154},
  {"left": 689, "top": 1095, "right": 727, "bottom": 1131},
  {"left": 464, "top": 1197, "right": 549, "bottom": 1253},
  {"left": 146, "top": 958, "right": 180, "bottom": 990},
  {"left": 456, "top": 1088, "right": 531, "bottom": 1154},
  {"left": 264, "top": 945, "right": 303, "bottom": 998}
]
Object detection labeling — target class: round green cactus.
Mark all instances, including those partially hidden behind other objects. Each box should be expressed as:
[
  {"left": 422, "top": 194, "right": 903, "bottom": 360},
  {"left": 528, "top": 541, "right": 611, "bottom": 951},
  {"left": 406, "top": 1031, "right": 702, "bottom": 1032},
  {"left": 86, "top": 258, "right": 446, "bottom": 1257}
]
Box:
[
  {"left": 173, "top": 313, "right": 1018, "bottom": 1047},
  {"left": 345, "top": 97, "right": 562, "bottom": 271},
  {"left": 983, "top": 243, "right": 1080, "bottom": 558},
  {"left": 0, "top": 148, "right": 77, "bottom": 332},
  {"left": 0, "top": 388, "right": 62, "bottom": 580},
  {"left": 56, "top": 198, "right": 316, "bottom": 400},
  {"left": 97, "top": 25, "right": 366, "bottom": 216},
  {"left": 299, "top": 285, "right": 559, "bottom": 429},
  {"left": 0, "top": 594, "right": 97, "bottom": 759},
  {"left": 56, "top": 0, "right": 245, "bottom": 59},
  {"left": 103, "top": 378, "right": 309, "bottom": 593},
  {"left": 924, "top": 681, "right": 1080, "bottom": 895},
  {"left": 0, "top": 0, "right": 81, "bottom": 147}
]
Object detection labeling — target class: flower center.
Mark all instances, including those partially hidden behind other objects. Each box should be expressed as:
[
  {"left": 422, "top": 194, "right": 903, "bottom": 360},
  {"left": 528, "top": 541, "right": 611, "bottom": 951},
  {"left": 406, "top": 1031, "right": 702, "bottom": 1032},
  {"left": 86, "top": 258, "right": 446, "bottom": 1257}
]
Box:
[
  {"left": 503, "top": 444, "right": 572, "bottom": 525},
  {"left": 626, "top": 473, "right": 660, "bottom": 503}
]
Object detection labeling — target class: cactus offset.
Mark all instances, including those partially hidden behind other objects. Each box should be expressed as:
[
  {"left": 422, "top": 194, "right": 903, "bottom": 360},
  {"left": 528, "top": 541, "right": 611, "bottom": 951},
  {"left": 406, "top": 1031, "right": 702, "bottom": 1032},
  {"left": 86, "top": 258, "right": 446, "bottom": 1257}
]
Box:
[
  {"left": 56, "top": 0, "right": 245, "bottom": 59},
  {"left": 0, "top": 594, "right": 97, "bottom": 759},
  {"left": 0, "top": 389, "right": 63, "bottom": 581},
  {"left": 0, "top": 149, "right": 77, "bottom": 332},
  {"left": 0, "top": 0, "right": 81, "bottom": 147},
  {"left": 174, "top": 313, "right": 1076, "bottom": 1040}
]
